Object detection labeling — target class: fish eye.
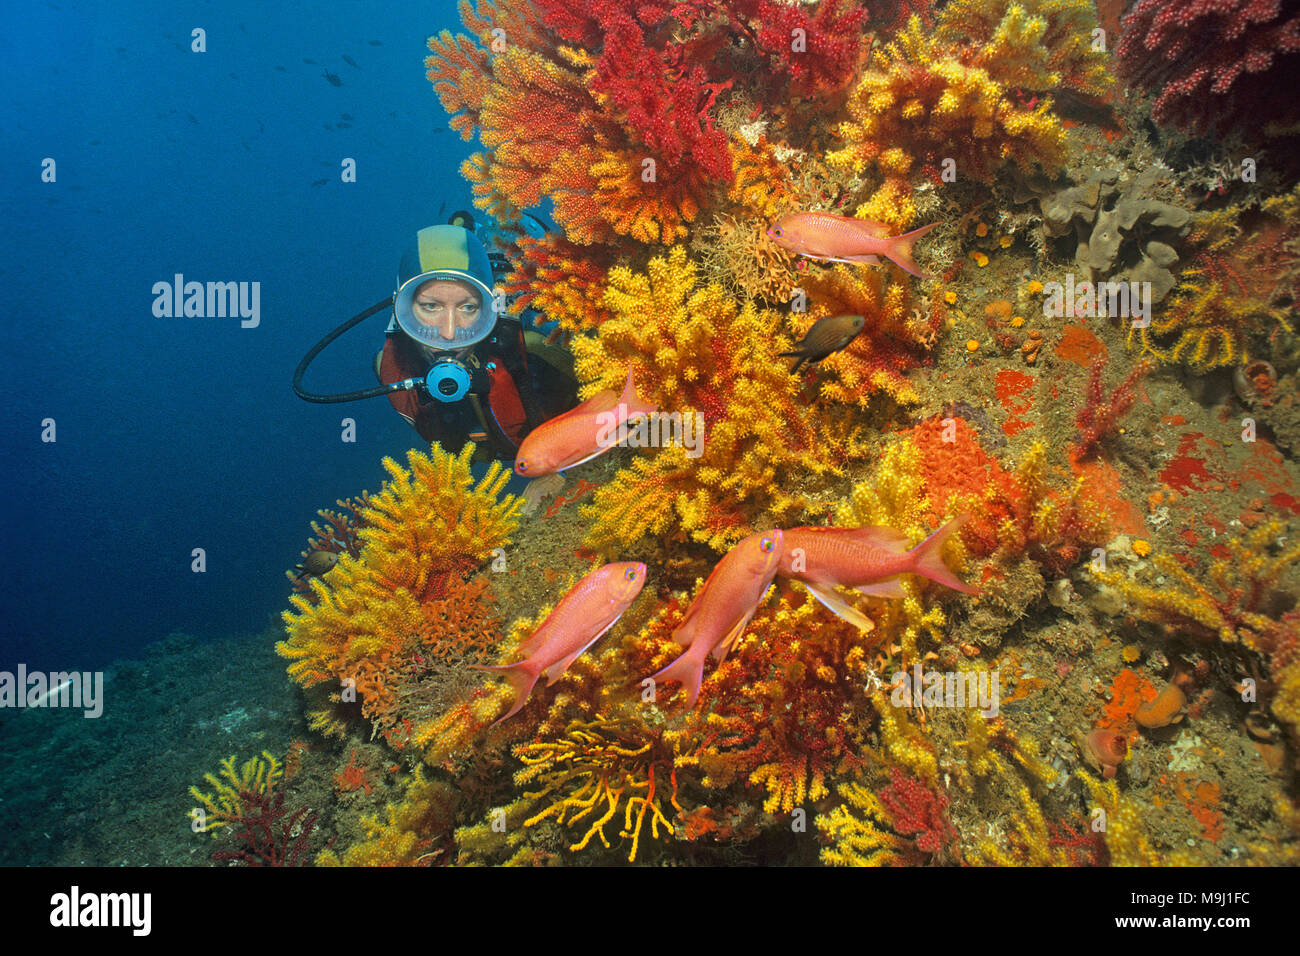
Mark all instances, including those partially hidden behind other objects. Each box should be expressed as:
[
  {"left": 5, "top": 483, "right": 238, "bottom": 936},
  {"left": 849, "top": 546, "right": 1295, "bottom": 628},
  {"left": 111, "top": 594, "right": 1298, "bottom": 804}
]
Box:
[
  {"left": 772, "top": 227, "right": 782, "bottom": 237},
  {"left": 760, "top": 536, "right": 776, "bottom": 553},
  {"left": 625, "top": 567, "right": 638, "bottom": 581},
  {"left": 517, "top": 460, "right": 528, "bottom": 473}
]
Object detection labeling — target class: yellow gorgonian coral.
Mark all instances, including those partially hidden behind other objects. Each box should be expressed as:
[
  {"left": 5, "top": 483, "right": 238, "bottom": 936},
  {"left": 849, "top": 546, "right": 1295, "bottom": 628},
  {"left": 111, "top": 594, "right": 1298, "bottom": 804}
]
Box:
[
  {"left": 817, "top": 780, "right": 914, "bottom": 867},
  {"left": 937, "top": 0, "right": 1113, "bottom": 97},
  {"left": 571, "top": 246, "right": 855, "bottom": 551},
  {"left": 828, "top": 14, "right": 1069, "bottom": 220},
  {"left": 457, "top": 718, "right": 680, "bottom": 864},
  {"left": 277, "top": 444, "right": 521, "bottom": 736},
  {"left": 188, "top": 751, "right": 283, "bottom": 833},
  {"left": 1131, "top": 188, "right": 1299, "bottom": 368}
]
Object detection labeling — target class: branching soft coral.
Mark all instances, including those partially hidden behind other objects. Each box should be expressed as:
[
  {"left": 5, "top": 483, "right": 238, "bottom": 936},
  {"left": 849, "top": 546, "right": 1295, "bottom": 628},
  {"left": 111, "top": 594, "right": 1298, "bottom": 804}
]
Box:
[
  {"left": 502, "top": 234, "right": 615, "bottom": 332},
  {"left": 458, "top": 718, "right": 681, "bottom": 864},
  {"left": 693, "top": 211, "right": 798, "bottom": 303},
  {"left": 1097, "top": 520, "right": 1300, "bottom": 645},
  {"left": 537, "top": 0, "right": 869, "bottom": 101},
  {"left": 429, "top": 1, "right": 741, "bottom": 246},
  {"left": 1117, "top": 0, "right": 1300, "bottom": 138},
  {"left": 817, "top": 768, "right": 956, "bottom": 866},
  {"left": 829, "top": 13, "right": 1069, "bottom": 223},
  {"left": 286, "top": 495, "right": 368, "bottom": 600},
  {"left": 571, "top": 246, "right": 854, "bottom": 551},
  {"left": 277, "top": 444, "right": 521, "bottom": 738},
  {"left": 319, "top": 767, "right": 457, "bottom": 867},
  {"left": 451, "top": 44, "right": 621, "bottom": 243},
  {"left": 657, "top": 590, "right": 878, "bottom": 814},
  {"left": 794, "top": 264, "right": 941, "bottom": 407},
  {"left": 936, "top": 0, "right": 1112, "bottom": 96},
  {"left": 1132, "top": 189, "right": 1299, "bottom": 368},
  {"left": 834, "top": 419, "right": 1105, "bottom": 604}
]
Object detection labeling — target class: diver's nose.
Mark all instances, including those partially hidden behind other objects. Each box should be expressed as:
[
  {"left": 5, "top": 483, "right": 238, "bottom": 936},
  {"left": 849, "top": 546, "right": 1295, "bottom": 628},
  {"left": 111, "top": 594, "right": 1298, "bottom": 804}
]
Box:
[{"left": 436, "top": 311, "right": 456, "bottom": 339}]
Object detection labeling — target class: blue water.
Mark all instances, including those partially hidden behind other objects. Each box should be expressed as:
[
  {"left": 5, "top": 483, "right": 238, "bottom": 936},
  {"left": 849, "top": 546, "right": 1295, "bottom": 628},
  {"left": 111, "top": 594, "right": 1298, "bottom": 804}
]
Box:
[{"left": 1, "top": 0, "right": 476, "bottom": 670}]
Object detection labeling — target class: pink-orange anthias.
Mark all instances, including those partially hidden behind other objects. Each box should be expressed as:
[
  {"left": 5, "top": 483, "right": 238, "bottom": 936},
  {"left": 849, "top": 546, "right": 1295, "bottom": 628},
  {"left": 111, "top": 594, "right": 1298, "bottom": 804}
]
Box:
[
  {"left": 767, "top": 211, "right": 940, "bottom": 278},
  {"left": 473, "top": 561, "right": 647, "bottom": 723},
  {"left": 650, "top": 529, "right": 783, "bottom": 708},
  {"left": 514, "top": 367, "right": 657, "bottom": 477},
  {"left": 777, "top": 518, "right": 977, "bottom": 631}
]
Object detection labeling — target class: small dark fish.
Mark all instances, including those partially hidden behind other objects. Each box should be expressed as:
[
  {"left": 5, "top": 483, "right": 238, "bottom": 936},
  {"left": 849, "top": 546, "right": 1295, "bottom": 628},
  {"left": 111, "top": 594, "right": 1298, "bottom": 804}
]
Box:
[
  {"left": 342, "top": 54, "right": 359, "bottom": 69},
  {"left": 335, "top": 122, "right": 352, "bottom": 129},
  {"left": 311, "top": 178, "right": 328, "bottom": 187},
  {"left": 324, "top": 123, "right": 334, "bottom": 130},
  {"left": 293, "top": 548, "right": 339, "bottom": 579},
  {"left": 438, "top": 201, "right": 446, "bottom": 218},
  {"left": 779, "top": 314, "right": 866, "bottom": 372},
  {"left": 89, "top": 139, "right": 101, "bottom": 145},
  {"left": 275, "top": 65, "right": 286, "bottom": 71},
  {"left": 323, "top": 68, "right": 342, "bottom": 87},
  {"left": 340, "top": 112, "right": 353, "bottom": 121},
  {"left": 186, "top": 112, "right": 199, "bottom": 124},
  {"left": 368, "top": 40, "right": 383, "bottom": 46},
  {"left": 303, "top": 58, "right": 316, "bottom": 64},
  {"left": 228, "top": 72, "right": 237, "bottom": 79}
]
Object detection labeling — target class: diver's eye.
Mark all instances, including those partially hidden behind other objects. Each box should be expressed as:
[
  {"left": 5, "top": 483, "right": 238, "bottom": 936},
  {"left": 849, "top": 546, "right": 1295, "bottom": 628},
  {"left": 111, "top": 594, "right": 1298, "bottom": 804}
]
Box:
[
  {"left": 459, "top": 302, "right": 479, "bottom": 315},
  {"left": 760, "top": 536, "right": 776, "bottom": 553},
  {"left": 625, "top": 567, "right": 638, "bottom": 581}
]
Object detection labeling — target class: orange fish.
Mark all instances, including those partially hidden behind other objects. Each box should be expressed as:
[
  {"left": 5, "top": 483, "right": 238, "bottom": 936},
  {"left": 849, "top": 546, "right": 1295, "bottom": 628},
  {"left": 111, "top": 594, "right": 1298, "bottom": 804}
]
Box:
[
  {"left": 778, "top": 518, "right": 976, "bottom": 630},
  {"left": 514, "top": 367, "right": 656, "bottom": 477},
  {"left": 473, "top": 561, "right": 647, "bottom": 723},
  {"left": 650, "top": 529, "right": 783, "bottom": 708},
  {"left": 767, "top": 211, "right": 940, "bottom": 278}
]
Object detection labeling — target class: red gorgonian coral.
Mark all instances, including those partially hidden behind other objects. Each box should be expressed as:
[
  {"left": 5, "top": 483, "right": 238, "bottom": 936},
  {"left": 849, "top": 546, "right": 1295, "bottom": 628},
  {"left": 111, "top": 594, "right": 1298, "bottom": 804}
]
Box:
[
  {"left": 1116, "top": 0, "right": 1300, "bottom": 137},
  {"left": 877, "top": 768, "right": 956, "bottom": 860}
]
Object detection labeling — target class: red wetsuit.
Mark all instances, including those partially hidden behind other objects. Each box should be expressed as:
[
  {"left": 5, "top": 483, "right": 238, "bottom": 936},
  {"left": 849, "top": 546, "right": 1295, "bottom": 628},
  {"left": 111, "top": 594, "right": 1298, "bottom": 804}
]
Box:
[{"left": 378, "top": 330, "right": 528, "bottom": 452}]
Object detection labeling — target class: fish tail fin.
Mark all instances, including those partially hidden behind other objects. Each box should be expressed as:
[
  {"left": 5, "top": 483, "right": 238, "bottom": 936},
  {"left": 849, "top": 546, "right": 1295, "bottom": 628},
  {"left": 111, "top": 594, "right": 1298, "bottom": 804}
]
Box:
[
  {"left": 885, "top": 222, "right": 940, "bottom": 278},
  {"left": 649, "top": 646, "right": 705, "bottom": 709},
  {"left": 469, "top": 660, "right": 541, "bottom": 724},
  {"left": 618, "top": 366, "right": 657, "bottom": 420},
  {"left": 908, "top": 515, "right": 978, "bottom": 594}
]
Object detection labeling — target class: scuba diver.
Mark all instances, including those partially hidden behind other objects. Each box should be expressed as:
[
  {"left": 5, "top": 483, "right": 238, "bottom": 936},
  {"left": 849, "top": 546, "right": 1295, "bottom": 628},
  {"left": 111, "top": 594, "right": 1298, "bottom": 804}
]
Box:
[{"left": 292, "top": 210, "right": 578, "bottom": 461}]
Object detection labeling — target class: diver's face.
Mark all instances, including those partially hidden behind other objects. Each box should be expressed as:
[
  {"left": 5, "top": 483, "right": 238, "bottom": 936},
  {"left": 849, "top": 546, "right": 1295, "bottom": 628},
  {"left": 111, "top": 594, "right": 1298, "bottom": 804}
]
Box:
[{"left": 413, "top": 279, "right": 482, "bottom": 343}]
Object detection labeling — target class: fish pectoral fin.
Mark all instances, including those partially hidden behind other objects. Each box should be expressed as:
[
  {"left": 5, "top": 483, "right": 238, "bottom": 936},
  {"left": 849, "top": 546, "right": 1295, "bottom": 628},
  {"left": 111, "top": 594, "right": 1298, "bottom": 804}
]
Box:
[
  {"left": 803, "top": 582, "right": 876, "bottom": 633},
  {"left": 543, "top": 616, "right": 622, "bottom": 686},
  {"left": 856, "top": 576, "right": 907, "bottom": 599},
  {"left": 557, "top": 447, "right": 611, "bottom": 473},
  {"left": 711, "top": 583, "right": 775, "bottom": 662},
  {"left": 711, "top": 610, "right": 757, "bottom": 663}
]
